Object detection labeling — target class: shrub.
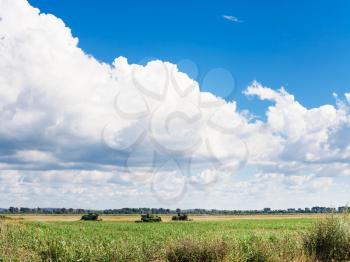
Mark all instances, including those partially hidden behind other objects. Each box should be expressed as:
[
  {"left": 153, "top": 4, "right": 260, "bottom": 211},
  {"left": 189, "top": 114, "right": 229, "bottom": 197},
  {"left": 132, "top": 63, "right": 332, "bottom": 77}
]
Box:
[
  {"left": 303, "top": 215, "right": 350, "bottom": 261},
  {"left": 166, "top": 238, "right": 229, "bottom": 262},
  {"left": 236, "top": 235, "right": 272, "bottom": 262}
]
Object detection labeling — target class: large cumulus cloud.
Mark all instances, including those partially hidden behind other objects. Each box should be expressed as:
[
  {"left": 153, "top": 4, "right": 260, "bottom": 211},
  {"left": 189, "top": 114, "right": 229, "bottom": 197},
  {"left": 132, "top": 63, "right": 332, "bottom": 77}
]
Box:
[
  {"left": 0, "top": 0, "right": 349, "bottom": 208},
  {"left": 245, "top": 82, "right": 350, "bottom": 177}
]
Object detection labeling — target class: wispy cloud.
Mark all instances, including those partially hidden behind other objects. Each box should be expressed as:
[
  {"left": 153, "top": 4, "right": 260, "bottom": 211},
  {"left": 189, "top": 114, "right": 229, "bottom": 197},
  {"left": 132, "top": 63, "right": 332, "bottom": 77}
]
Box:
[{"left": 222, "top": 15, "right": 242, "bottom": 23}]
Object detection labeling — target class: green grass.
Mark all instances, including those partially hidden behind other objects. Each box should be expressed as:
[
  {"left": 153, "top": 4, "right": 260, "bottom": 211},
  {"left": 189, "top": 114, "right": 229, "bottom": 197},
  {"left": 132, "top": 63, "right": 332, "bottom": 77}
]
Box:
[{"left": 0, "top": 217, "right": 323, "bottom": 261}]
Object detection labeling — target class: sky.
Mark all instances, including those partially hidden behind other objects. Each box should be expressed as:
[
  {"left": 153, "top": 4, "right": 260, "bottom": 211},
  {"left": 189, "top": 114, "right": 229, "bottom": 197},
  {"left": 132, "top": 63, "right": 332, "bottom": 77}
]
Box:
[
  {"left": 0, "top": 0, "right": 350, "bottom": 209},
  {"left": 27, "top": 0, "right": 350, "bottom": 115}
]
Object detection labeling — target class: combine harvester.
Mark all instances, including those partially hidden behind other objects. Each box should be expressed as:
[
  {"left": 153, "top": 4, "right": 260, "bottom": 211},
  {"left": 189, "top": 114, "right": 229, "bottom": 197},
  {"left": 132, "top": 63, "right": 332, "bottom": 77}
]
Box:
[
  {"left": 171, "top": 213, "right": 192, "bottom": 221},
  {"left": 135, "top": 213, "right": 162, "bottom": 222},
  {"left": 80, "top": 213, "right": 102, "bottom": 221}
]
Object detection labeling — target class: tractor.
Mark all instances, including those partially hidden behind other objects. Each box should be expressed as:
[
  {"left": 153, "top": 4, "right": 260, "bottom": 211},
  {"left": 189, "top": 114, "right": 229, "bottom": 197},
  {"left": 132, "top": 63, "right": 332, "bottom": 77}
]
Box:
[
  {"left": 135, "top": 213, "right": 162, "bottom": 222},
  {"left": 80, "top": 213, "right": 102, "bottom": 221}
]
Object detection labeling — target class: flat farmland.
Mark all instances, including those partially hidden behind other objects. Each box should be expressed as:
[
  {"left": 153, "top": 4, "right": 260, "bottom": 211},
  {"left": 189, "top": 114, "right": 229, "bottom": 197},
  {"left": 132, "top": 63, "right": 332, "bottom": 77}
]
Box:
[
  {"left": 0, "top": 214, "right": 335, "bottom": 261},
  {"left": 6, "top": 213, "right": 325, "bottom": 222}
]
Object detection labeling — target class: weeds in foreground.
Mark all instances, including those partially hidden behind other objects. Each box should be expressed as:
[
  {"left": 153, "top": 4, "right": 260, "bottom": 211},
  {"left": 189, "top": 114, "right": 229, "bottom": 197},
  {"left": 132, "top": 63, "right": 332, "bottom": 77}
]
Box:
[
  {"left": 303, "top": 215, "right": 350, "bottom": 261},
  {"left": 166, "top": 237, "right": 229, "bottom": 262},
  {"left": 1, "top": 216, "right": 350, "bottom": 261}
]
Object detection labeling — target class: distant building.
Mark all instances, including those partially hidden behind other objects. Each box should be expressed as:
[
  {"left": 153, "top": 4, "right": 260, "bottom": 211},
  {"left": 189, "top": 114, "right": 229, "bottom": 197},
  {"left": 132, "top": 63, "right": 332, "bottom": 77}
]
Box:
[
  {"left": 338, "top": 206, "right": 350, "bottom": 213},
  {"left": 311, "top": 206, "right": 323, "bottom": 213}
]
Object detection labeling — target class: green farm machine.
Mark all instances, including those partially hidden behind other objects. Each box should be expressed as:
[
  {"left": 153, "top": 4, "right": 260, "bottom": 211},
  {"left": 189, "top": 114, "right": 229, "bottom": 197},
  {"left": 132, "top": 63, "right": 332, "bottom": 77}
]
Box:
[
  {"left": 80, "top": 213, "right": 102, "bottom": 221},
  {"left": 136, "top": 213, "right": 162, "bottom": 222},
  {"left": 171, "top": 213, "right": 192, "bottom": 221}
]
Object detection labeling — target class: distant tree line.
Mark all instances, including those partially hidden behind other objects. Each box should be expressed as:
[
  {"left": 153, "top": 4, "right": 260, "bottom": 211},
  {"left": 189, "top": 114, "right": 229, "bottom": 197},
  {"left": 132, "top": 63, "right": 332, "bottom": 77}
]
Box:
[{"left": 1, "top": 206, "right": 349, "bottom": 215}]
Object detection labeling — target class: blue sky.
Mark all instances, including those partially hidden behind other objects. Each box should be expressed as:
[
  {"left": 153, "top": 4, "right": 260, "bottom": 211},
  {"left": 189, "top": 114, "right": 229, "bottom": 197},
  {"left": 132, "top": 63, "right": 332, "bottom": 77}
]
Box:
[{"left": 28, "top": 0, "right": 350, "bottom": 116}]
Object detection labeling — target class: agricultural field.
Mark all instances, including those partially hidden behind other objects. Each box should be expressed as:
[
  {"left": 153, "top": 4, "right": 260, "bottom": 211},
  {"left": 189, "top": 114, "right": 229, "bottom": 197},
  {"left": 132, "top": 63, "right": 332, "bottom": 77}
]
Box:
[
  {"left": 1, "top": 214, "right": 349, "bottom": 261},
  {"left": 5, "top": 213, "right": 324, "bottom": 222}
]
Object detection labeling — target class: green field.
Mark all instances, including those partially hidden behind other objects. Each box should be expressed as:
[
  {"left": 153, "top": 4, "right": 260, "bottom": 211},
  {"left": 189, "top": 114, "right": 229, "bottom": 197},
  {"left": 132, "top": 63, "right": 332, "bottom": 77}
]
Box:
[{"left": 0, "top": 216, "right": 321, "bottom": 261}]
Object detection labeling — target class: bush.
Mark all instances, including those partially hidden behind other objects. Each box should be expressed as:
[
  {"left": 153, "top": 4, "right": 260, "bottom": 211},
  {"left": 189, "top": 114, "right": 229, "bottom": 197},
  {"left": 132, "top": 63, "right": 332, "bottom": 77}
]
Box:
[
  {"left": 166, "top": 238, "right": 229, "bottom": 262},
  {"left": 237, "top": 236, "right": 271, "bottom": 262},
  {"left": 303, "top": 215, "right": 350, "bottom": 261}
]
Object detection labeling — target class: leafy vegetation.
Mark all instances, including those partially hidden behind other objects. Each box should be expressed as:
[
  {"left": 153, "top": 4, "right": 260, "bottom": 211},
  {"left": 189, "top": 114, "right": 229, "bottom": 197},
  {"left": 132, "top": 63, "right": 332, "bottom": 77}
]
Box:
[
  {"left": 303, "top": 215, "right": 350, "bottom": 261},
  {"left": 166, "top": 238, "right": 229, "bottom": 262},
  {"left": 0, "top": 215, "right": 348, "bottom": 261}
]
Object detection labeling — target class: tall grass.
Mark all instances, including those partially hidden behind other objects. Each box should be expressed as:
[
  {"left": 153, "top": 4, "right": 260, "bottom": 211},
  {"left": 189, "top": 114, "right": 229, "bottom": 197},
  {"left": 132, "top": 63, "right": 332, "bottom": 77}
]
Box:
[
  {"left": 166, "top": 237, "right": 229, "bottom": 262},
  {"left": 1, "top": 216, "right": 350, "bottom": 261},
  {"left": 303, "top": 214, "right": 350, "bottom": 261}
]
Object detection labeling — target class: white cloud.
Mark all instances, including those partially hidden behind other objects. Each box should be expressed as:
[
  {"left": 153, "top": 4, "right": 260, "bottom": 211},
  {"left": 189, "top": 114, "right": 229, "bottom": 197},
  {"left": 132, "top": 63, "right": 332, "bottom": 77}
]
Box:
[
  {"left": 244, "top": 82, "right": 350, "bottom": 182},
  {"left": 222, "top": 15, "right": 241, "bottom": 23},
  {"left": 15, "top": 150, "right": 56, "bottom": 163},
  {"left": 345, "top": 93, "right": 350, "bottom": 102},
  {"left": 0, "top": 0, "right": 350, "bottom": 208}
]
